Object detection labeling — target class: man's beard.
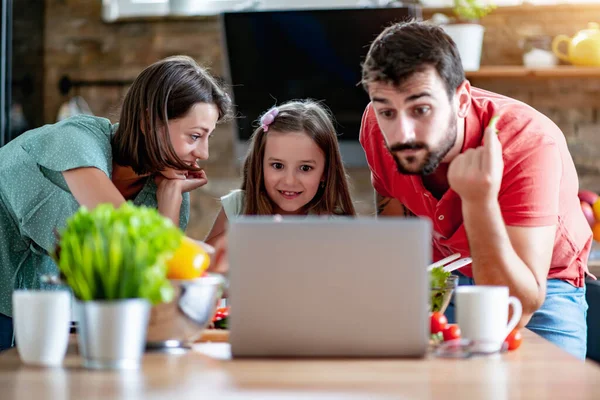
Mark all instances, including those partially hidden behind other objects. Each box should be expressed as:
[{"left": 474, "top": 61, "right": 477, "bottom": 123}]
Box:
[{"left": 387, "top": 114, "right": 457, "bottom": 176}]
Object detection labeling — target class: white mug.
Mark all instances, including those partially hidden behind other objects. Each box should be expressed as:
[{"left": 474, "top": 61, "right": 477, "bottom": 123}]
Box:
[
  {"left": 455, "top": 286, "right": 522, "bottom": 353},
  {"left": 13, "top": 290, "right": 71, "bottom": 367}
]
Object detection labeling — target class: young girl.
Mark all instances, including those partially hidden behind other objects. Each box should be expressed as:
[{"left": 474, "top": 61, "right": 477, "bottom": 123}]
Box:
[
  {"left": 205, "top": 100, "right": 355, "bottom": 257},
  {"left": 0, "top": 55, "right": 231, "bottom": 350}
]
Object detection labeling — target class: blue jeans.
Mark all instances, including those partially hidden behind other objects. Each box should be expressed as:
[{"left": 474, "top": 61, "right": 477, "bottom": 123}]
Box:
[
  {"left": 445, "top": 276, "right": 588, "bottom": 360},
  {"left": 0, "top": 313, "right": 13, "bottom": 352}
]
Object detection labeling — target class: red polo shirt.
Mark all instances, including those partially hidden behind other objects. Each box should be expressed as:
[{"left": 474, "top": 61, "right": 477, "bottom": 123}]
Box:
[{"left": 359, "top": 87, "right": 592, "bottom": 288}]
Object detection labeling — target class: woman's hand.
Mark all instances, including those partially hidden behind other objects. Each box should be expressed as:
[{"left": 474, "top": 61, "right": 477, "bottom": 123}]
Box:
[
  {"left": 154, "top": 171, "right": 209, "bottom": 226},
  {"left": 180, "top": 170, "right": 209, "bottom": 193},
  {"left": 155, "top": 170, "right": 208, "bottom": 194}
]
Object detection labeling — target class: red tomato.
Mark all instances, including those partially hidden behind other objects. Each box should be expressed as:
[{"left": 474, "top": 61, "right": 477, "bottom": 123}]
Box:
[
  {"left": 430, "top": 312, "right": 448, "bottom": 334},
  {"left": 504, "top": 328, "right": 523, "bottom": 351},
  {"left": 442, "top": 324, "right": 461, "bottom": 341},
  {"left": 215, "top": 306, "right": 230, "bottom": 315},
  {"left": 212, "top": 306, "right": 230, "bottom": 322}
]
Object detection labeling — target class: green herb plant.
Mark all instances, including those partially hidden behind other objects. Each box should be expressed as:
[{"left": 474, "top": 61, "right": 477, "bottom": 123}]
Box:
[
  {"left": 53, "top": 202, "right": 182, "bottom": 305},
  {"left": 452, "top": 0, "right": 496, "bottom": 22}
]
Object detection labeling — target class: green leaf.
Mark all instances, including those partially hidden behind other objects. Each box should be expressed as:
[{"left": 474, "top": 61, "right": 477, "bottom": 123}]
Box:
[
  {"left": 107, "top": 223, "right": 124, "bottom": 300},
  {"left": 453, "top": 0, "right": 496, "bottom": 21},
  {"left": 430, "top": 266, "right": 452, "bottom": 313},
  {"left": 53, "top": 201, "right": 181, "bottom": 304},
  {"left": 430, "top": 266, "right": 451, "bottom": 289}
]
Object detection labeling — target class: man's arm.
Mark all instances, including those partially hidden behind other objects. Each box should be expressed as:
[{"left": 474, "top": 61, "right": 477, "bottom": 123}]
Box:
[
  {"left": 375, "top": 191, "right": 413, "bottom": 217},
  {"left": 462, "top": 201, "right": 554, "bottom": 326},
  {"left": 448, "top": 120, "right": 558, "bottom": 327}
]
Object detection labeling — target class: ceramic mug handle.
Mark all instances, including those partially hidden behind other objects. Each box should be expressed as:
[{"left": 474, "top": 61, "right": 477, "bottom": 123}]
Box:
[{"left": 504, "top": 296, "right": 523, "bottom": 339}]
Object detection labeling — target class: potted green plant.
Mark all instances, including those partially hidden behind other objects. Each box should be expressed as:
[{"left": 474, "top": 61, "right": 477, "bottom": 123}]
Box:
[
  {"left": 452, "top": 0, "right": 495, "bottom": 22},
  {"left": 53, "top": 202, "right": 182, "bottom": 370},
  {"left": 432, "top": 0, "right": 496, "bottom": 71}
]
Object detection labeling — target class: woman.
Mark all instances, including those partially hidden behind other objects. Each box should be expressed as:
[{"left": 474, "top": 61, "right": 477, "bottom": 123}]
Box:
[{"left": 0, "top": 55, "right": 231, "bottom": 350}]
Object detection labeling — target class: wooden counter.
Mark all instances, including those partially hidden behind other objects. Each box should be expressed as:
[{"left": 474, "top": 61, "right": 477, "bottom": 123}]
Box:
[{"left": 1, "top": 329, "right": 599, "bottom": 399}]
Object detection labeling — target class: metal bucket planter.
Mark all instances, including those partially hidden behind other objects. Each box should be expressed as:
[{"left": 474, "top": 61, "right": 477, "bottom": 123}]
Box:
[{"left": 76, "top": 299, "right": 151, "bottom": 370}]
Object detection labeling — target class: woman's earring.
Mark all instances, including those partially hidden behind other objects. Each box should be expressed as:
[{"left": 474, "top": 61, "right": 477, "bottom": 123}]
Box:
[{"left": 320, "top": 181, "right": 325, "bottom": 188}]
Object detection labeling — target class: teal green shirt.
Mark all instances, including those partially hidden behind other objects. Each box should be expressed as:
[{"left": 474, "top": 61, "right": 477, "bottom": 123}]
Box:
[{"left": 0, "top": 115, "right": 189, "bottom": 317}]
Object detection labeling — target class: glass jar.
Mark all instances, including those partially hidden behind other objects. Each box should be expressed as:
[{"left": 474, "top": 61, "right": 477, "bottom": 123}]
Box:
[{"left": 519, "top": 35, "right": 558, "bottom": 68}]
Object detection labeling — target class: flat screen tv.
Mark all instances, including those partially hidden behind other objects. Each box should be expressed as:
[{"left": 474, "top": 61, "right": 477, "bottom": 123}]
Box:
[{"left": 220, "top": 5, "right": 422, "bottom": 166}]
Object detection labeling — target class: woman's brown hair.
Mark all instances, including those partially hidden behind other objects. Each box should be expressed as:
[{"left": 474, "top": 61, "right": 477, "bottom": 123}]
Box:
[
  {"left": 112, "top": 55, "right": 232, "bottom": 175},
  {"left": 241, "top": 100, "right": 356, "bottom": 216}
]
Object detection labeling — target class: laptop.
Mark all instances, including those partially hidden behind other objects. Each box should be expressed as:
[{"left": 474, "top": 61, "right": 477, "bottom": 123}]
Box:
[{"left": 227, "top": 217, "right": 431, "bottom": 358}]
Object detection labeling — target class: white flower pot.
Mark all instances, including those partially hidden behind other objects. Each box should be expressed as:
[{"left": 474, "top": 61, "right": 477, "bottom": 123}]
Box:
[{"left": 442, "top": 23, "right": 485, "bottom": 72}]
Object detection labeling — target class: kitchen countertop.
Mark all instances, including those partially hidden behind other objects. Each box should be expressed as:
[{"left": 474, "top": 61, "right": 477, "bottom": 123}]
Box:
[{"left": 1, "top": 329, "right": 599, "bottom": 399}]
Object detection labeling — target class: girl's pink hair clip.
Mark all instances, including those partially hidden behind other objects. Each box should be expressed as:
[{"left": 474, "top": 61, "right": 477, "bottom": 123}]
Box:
[{"left": 260, "top": 108, "right": 279, "bottom": 132}]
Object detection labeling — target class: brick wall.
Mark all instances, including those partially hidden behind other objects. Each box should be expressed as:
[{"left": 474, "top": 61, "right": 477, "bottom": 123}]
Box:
[
  {"left": 44, "top": 0, "right": 223, "bottom": 123},
  {"left": 42, "top": 2, "right": 600, "bottom": 237}
]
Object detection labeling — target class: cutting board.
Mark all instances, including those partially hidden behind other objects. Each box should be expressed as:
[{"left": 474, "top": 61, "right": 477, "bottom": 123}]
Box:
[{"left": 198, "top": 329, "right": 229, "bottom": 343}]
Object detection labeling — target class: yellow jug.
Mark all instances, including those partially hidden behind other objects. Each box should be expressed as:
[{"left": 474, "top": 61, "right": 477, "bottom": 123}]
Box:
[{"left": 552, "top": 22, "right": 600, "bottom": 66}]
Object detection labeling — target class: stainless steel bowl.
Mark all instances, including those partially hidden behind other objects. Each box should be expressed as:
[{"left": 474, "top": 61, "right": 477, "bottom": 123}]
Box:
[{"left": 145, "top": 274, "right": 226, "bottom": 350}]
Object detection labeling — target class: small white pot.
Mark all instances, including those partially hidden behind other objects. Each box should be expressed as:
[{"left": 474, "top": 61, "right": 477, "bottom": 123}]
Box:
[{"left": 442, "top": 23, "right": 485, "bottom": 72}]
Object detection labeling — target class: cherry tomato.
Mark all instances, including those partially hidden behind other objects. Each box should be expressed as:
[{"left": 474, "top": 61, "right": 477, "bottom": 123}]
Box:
[
  {"left": 442, "top": 324, "right": 461, "bottom": 341},
  {"left": 213, "top": 313, "right": 224, "bottom": 321},
  {"left": 430, "top": 312, "right": 448, "bottom": 334},
  {"left": 504, "top": 328, "right": 523, "bottom": 351},
  {"left": 212, "top": 306, "right": 230, "bottom": 322},
  {"left": 216, "top": 306, "right": 230, "bottom": 314}
]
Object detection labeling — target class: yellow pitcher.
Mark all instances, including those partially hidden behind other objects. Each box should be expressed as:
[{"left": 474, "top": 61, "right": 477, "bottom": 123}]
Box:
[{"left": 552, "top": 22, "right": 600, "bottom": 66}]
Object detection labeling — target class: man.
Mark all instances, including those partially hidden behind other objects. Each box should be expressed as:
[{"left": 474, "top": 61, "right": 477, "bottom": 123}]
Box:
[{"left": 359, "top": 20, "right": 592, "bottom": 359}]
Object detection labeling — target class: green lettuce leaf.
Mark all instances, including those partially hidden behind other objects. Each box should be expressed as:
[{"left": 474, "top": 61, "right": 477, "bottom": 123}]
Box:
[
  {"left": 430, "top": 266, "right": 452, "bottom": 313},
  {"left": 52, "top": 202, "right": 182, "bottom": 304}
]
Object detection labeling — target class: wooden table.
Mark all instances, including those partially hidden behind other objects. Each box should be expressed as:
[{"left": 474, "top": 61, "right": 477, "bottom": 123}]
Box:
[{"left": 1, "top": 329, "right": 599, "bottom": 399}]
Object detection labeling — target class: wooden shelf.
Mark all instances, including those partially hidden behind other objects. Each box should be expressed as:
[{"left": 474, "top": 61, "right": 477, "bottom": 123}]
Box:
[
  {"left": 424, "top": 3, "right": 600, "bottom": 16},
  {"left": 466, "top": 66, "right": 600, "bottom": 79}
]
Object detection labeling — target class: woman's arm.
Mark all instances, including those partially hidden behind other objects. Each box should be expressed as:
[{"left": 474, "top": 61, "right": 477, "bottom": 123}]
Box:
[
  {"left": 65, "top": 167, "right": 184, "bottom": 226},
  {"left": 156, "top": 179, "right": 184, "bottom": 226},
  {"left": 63, "top": 167, "right": 126, "bottom": 209}
]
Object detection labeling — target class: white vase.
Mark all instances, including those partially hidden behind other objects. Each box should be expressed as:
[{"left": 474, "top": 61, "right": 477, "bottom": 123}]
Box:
[{"left": 442, "top": 23, "right": 485, "bottom": 72}]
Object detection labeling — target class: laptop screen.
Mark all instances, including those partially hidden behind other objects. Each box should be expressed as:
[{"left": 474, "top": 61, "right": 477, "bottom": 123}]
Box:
[{"left": 220, "top": 6, "right": 422, "bottom": 143}]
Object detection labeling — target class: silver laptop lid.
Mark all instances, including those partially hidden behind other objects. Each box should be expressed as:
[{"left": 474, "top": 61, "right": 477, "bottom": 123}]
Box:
[{"left": 228, "top": 217, "right": 431, "bottom": 358}]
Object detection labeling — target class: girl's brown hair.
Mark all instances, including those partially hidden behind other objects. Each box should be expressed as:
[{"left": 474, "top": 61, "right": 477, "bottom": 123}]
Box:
[
  {"left": 112, "top": 55, "right": 232, "bottom": 175},
  {"left": 241, "top": 100, "right": 356, "bottom": 216}
]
